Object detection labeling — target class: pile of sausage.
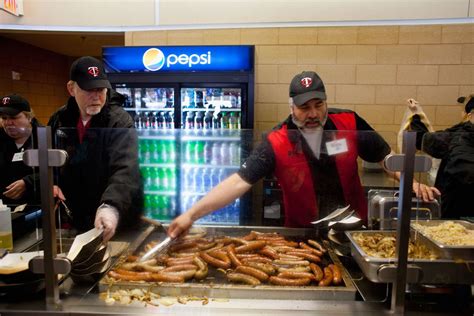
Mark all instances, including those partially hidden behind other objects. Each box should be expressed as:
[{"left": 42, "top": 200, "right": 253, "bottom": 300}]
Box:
[{"left": 107, "top": 231, "right": 343, "bottom": 287}]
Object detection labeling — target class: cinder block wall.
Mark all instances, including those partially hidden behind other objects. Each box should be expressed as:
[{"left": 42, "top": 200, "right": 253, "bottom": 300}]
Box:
[
  {"left": 127, "top": 24, "right": 473, "bottom": 149},
  {"left": 0, "top": 36, "right": 70, "bottom": 124}
]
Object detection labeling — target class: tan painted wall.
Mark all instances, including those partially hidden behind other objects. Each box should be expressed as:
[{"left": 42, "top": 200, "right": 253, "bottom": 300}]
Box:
[
  {"left": 158, "top": 0, "right": 471, "bottom": 25},
  {"left": 0, "top": 37, "right": 69, "bottom": 124},
  {"left": 1, "top": 0, "right": 471, "bottom": 27},
  {"left": 126, "top": 24, "right": 474, "bottom": 149},
  {"left": 0, "top": 0, "right": 155, "bottom": 27}
]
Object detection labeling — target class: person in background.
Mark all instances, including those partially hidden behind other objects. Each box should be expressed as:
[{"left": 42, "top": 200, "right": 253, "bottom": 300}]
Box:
[
  {"left": 48, "top": 56, "right": 143, "bottom": 241},
  {"left": 398, "top": 98, "right": 440, "bottom": 186},
  {"left": 407, "top": 94, "right": 474, "bottom": 219},
  {"left": 0, "top": 94, "right": 42, "bottom": 205},
  {"left": 168, "top": 71, "right": 440, "bottom": 238}
]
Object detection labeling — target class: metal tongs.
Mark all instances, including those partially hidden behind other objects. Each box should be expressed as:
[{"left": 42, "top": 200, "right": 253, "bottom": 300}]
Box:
[
  {"left": 310, "top": 205, "right": 353, "bottom": 226},
  {"left": 137, "top": 217, "right": 173, "bottom": 262}
]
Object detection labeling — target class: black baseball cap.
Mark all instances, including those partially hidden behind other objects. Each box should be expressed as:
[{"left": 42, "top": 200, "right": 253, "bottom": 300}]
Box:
[
  {"left": 289, "top": 71, "right": 327, "bottom": 106},
  {"left": 0, "top": 94, "right": 31, "bottom": 116},
  {"left": 70, "top": 56, "right": 111, "bottom": 90},
  {"left": 457, "top": 94, "right": 474, "bottom": 113}
]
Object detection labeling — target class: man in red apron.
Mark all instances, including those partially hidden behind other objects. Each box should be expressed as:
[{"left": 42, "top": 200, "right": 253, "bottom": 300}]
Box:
[{"left": 169, "top": 71, "right": 439, "bottom": 236}]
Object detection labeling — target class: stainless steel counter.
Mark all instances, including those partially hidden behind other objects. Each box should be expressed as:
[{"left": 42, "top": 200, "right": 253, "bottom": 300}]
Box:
[{"left": 0, "top": 225, "right": 471, "bottom": 316}]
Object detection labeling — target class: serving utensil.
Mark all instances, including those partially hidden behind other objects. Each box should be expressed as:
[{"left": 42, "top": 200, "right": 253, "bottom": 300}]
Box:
[
  {"left": 137, "top": 216, "right": 173, "bottom": 262},
  {"left": 311, "top": 205, "right": 352, "bottom": 225}
]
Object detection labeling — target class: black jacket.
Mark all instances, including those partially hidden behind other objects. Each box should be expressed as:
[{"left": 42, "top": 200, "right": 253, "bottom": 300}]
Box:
[
  {"left": 0, "top": 118, "right": 42, "bottom": 206},
  {"left": 48, "top": 90, "right": 143, "bottom": 231},
  {"left": 412, "top": 118, "right": 474, "bottom": 218}
]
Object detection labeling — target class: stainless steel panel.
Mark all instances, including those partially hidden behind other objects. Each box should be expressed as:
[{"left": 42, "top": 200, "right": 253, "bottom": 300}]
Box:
[{"left": 368, "top": 190, "right": 440, "bottom": 230}]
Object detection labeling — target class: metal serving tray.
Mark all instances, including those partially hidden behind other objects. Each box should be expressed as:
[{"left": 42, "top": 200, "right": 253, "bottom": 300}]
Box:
[
  {"left": 410, "top": 220, "right": 474, "bottom": 260},
  {"left": 99, "top": 225, "right": 357, "bottom": 301},
  {"left": 345, "top": 230, "right": 474, "bottom": 285}
]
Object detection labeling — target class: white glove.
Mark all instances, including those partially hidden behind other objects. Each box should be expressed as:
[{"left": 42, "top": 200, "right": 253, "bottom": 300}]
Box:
[{"left": 94, "top": 204, "right": 119, "bottom": 242}]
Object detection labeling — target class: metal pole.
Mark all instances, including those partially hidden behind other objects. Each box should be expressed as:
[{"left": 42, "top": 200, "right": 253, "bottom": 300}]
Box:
[
  {"left": 37, "top": 126, "right": 60, "bottom": 307},
  {"left": 390, "top": 131, "right": 416, "bottom": 314}
]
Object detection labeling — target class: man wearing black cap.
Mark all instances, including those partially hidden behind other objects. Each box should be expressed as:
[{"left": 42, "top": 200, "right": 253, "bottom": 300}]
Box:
[
  {"left": 48, "top": 56, "right": 142, "bottom": 241},
  {"left": 168, "top": 71, "right": 439, "bottom": 238},
  {"left": 408, "top": 94, "right": 474, "bottom": 218},
  {"left": 0, "top": 94, "right": 42, "bottom": 205}
]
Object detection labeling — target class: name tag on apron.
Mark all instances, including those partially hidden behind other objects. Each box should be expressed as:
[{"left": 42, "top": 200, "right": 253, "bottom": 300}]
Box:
[
  {"left": 326, "top": 138, "right": 348, "bottom": 156},
  {"left": 12, "top": 152, "right": 24, "bottom": 162}
]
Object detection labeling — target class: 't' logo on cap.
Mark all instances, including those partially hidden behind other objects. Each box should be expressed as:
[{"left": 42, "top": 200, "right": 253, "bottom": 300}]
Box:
[
  {"left": 87, "top": 66, "right": 100, "bottom": 77},
  {"left": 2, "top": 97, "right": 10, "bottom": 105},
  {"left": 300, "top": 77, "right": 313, "bottom": 88}
]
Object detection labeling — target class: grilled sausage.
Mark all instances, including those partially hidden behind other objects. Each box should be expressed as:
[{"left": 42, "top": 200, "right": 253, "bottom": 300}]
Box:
[
  {"left": 227, "top": 272, "right": 260, "bottom": 285},
  {"left": 235, "top": 265, "right": 270, "bottom": 282},
  {"left": 269, "top": 276, "right": 312, "bottom": 286},
  {"left": 309, "top": 263, "right": 324, "bottom": 282},
  {"left": 329, "top": 264, "right": 342, "bottom": 285},
  {"left": 318, "top": 267, "right": 333, "bottom": 287}
]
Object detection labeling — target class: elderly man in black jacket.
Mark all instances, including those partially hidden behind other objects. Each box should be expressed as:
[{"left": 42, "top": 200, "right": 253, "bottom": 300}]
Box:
[{"left": 48, "top": 56, "right": 142, "bottom": 241}]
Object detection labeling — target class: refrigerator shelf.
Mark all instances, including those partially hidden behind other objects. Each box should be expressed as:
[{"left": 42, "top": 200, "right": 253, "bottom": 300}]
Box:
[
  {"left": 181, "top": 135, "right": 240, "bottom": 141},
  {"left": 144, "top": 191, "right": 177, "bottom": 196},
  {"left": 141, "top": 163, "right": 176, "bottom": 168},
  {"left": 182, "top": 108, "right": 242, "bottom": 112},
  {"left": 182, "top": 163, "right": 240, "bottom": 169},
  {"left": 136, "top": 134, "right": 176, "bottom": 140},
  {"left": 125, "top": 107, "right": 174, "bottom": 112}
]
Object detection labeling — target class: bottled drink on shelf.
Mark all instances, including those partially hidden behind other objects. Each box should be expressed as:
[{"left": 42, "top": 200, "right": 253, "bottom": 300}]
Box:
[
  {"left": 167, "top": 140, "right": 176, "bottom": 163},
  {"left": 141, "top": 167, "right": 150, "bottom": 190},
  {"left": 194, "top": 141, "right": 205, "bottom": 163},
  {"left": 164, "top": 112, "right": 173, "bottom": 129},
  {"left": 158, "top": 168, "right": 168, "bottom": 191},
  {"left": 194, "top": 168, "right": 203, "bottom": 192},
  {"left": 134, "top": 112, "right": 142, "bottom": 129},
  {"left": 168, "top": 168, "right": 176, "bottom": 190},
  {"left": 220, "top": 142, "right": 229, "bottom": 165},
  {"left": 185, "top": 141, "right": 195, "bottom": 163},
  {"left": 157, "top": 112, "right": 164, "bottom": 129},
  {"left": 204, "top": 111, "right": 213, "bottom": 129},
  {"left": 211, "top": 142, "right": 220, "bottom": 164},
  {"left": 213, "top": 113, "right": 221, "bottom": 129},
  {"left": 186, "top": 111, "right": 195, "bottom": 129},
  {"left": 187, "top": 89, "right": 195, "bottom": 108},
  {"left": 158, "top": 140, "right": 168, "bottom": 164},
  {"left": 229, "top": 112, "right": 238, "bottom": 129},
  {"left": 220, "top": 112, "right": 229, "bottom": 129},
  {"left": 182, "top": 111, "right": 188, "bottom": 129},
  {"left": 194, "top": 111, "right": 204, "bottom": 129},
  {"left": 150, "top": 140, "right": 159, "bottom": 163},
  {"left": 208, "top": 168, "right": 216, "bottom": 189},
  {"left": 195, "top": 90, "right": 204, "bottom": 108},
  {"left": 236, "top": 111, "right": 241, "bottom": 129},
  {"left": 151, "top": 168, "right": 159, "bottom": 191},
  {"left": 143, "top": 194, "right": 153, "bottom": 215},
  {"left": 143, "top": 112, "right": 150, "bottom": 129},
  {"left": 237, "top": 92, "right": 241, "bottom": 108},
  {"left": 229, "top": 142, "right": 240, "bottom": 165},
  {"left": 217, "top": 168, "right": 226, "bottom": 183},
  {"left": 140, "top": 139, "right": 151, "bottom": 163},
  {"left": 203, "top": 141, "right": 212, "bottom": 164}
]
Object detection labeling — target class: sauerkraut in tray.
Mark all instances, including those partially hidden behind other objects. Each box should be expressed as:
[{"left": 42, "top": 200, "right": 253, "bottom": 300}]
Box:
[{"left": 411, "top": 221, "right": 474, "bottom": 247}]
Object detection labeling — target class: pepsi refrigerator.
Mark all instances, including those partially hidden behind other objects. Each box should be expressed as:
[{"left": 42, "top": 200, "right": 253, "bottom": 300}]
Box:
[{"left": 102, "top": 45, "right": 255, "bottom": 225}]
